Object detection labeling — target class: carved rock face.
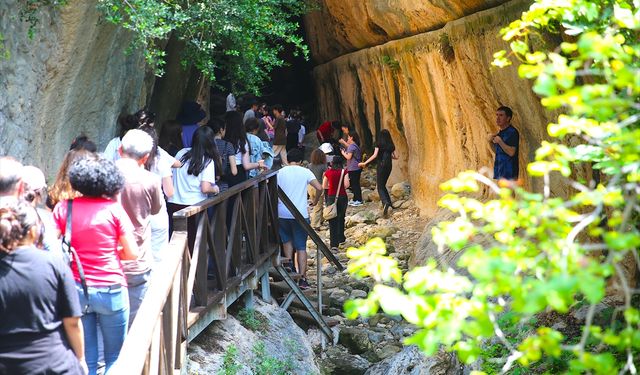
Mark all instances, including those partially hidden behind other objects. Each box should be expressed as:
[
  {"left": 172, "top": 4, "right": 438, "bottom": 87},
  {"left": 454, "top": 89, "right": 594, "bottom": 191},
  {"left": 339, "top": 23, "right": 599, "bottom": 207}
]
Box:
[
  {"left": 307, "top": 1, "right": 578, "bottom": 215},
  {"left": 304, "top": 0, "right": 509, "bottom": 63}
]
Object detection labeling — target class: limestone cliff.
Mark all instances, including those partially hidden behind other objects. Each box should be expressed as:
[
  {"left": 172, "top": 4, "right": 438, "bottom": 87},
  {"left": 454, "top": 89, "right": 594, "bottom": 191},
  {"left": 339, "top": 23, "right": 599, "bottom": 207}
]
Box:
[
  {"left": 0, "top": 0, "right": 151, "bottom": 176},
  {"left": 304, "top": 0, "right": 508, "bottom": 63},
  {"left": 308, "top": 0, "right": 558, "bottom": 216}
]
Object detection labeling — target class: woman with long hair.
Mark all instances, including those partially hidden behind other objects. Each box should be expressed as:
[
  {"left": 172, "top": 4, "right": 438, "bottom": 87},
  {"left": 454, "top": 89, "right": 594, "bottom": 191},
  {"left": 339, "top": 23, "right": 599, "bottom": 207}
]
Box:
[
  {"left": 223, "top": 111, "right": 263, "bottom": 187},
  {"left": 341, "top": 130, "right": 363, "bottom": 206},
  {"left": 208, "top": 117, "right": 238, "bottom": 193},
  {"left": 47, "top": 149, "right": 93, "bottom": 209},
  {"left": 323, "top": 155, "right": 350, "bottom": 250},
  {"left": 0, "top": 201, "right": 86, "bottom": 374},
  {"left": 52, "top": 154, "right": 139, "bottom": 375},
  {"left": 359, "top": 129, "right": 399, "bottom": 216},
  {"left": 167, "top": 126, "right": 220, "bottom": 250}
]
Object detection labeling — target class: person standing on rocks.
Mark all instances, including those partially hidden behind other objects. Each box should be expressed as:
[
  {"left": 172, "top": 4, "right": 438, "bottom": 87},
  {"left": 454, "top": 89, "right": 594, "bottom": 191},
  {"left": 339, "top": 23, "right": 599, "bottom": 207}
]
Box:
[
  {"left": 277, "top": 149, "right": 322, "bottom": 289},
  {"left": 272, "top": 105, "right": 288, "bottom": 166},
  {"left": 323, "top": 155, "right": 350, "bottom": 250},
  {"left": 307, "top": 149, "right": 327, "bottom": 229},
  {"left": 359, "top": 129, "right": 399, "bottom": 217},
  {"left": 489, "top": 106, "right": 519, "bottom": 181},
  {"left": 341, "top": 131, "right": 363, "bottom": 206}
]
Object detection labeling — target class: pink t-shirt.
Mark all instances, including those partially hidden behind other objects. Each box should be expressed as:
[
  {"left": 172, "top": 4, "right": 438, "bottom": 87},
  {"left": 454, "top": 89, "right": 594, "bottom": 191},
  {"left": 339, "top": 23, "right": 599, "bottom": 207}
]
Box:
[{"left": 53, "top": 197, "right": 134, "bottom": 287}]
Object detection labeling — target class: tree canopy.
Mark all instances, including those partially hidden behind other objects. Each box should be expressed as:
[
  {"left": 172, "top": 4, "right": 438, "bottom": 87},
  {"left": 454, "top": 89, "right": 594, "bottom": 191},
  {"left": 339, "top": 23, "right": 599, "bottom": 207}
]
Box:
[{"left": 20, "top": 0, "right": 310, "bottom": 94}]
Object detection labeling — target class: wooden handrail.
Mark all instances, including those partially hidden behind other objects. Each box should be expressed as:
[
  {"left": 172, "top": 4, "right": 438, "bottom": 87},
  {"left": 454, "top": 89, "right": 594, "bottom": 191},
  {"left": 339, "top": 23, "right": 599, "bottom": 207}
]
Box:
[
  {"left": 109, "top": 231, "right": 187, "bottom": 374},
  {"left": 111, "top": 171, "right": 281, "bottom": 374}
]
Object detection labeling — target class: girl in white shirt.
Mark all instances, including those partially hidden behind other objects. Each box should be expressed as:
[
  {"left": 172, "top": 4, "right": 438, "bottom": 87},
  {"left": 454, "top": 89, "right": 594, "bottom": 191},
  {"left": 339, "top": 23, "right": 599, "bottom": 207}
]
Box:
[{"left": 167, "top": 126, "right": 221, "bottom": 250}]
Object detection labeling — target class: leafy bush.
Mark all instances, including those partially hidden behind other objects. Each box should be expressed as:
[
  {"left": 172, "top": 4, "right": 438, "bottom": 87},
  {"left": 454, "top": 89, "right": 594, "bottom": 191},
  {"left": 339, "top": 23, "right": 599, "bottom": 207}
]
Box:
[{"left": 346, "top": 1, "right": 639, "bottom": 374}]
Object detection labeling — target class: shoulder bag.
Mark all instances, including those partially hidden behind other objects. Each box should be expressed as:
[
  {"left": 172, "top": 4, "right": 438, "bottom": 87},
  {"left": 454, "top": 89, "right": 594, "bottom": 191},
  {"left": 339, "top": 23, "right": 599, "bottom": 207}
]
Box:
[
  {"left": 323, "top": 169, "right": 345, "bottom": 220},
  {"left": 60, "top": 200, "right": 90, "bottom": 313}
]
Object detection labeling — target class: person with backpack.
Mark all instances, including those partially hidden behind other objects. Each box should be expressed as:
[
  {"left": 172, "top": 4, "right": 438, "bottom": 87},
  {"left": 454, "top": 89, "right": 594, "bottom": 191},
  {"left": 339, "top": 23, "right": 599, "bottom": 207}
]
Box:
[{"left": 245, "top": 117, "right": 274, "bottom": 178}]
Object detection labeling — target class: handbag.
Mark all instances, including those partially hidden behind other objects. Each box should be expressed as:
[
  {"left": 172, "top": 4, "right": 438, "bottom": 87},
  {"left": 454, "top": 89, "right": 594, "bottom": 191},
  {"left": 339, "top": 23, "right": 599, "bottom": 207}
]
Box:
[
  {"left": 60, "top": 200, "right": 90, "bottom": 313},
  {"left": 323, "top": 169, "right": 345, "bottom": 220}
]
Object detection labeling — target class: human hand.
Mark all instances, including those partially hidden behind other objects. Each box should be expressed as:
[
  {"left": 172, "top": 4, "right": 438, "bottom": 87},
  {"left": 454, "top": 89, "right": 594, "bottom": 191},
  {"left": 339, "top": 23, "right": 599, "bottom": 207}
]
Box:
[
  {"left": 358, "top": 162, "right": 365, "bottom": 168},
  {"left": 492, "top": 135, "right": 502, "bottom": 144},
  {"left": 212, "top": 184, "right": 220, "bottom": 195}
]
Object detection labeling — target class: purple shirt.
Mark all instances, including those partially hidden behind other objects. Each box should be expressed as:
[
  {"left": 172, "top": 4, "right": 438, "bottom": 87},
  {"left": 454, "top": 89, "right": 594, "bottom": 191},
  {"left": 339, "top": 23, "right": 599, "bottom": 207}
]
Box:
[
  {"left": 346, "top": 143, "right": 362, "bottom": 171},
  {"left": 181, "top": 124, "right": 198, "bottom": 148}
]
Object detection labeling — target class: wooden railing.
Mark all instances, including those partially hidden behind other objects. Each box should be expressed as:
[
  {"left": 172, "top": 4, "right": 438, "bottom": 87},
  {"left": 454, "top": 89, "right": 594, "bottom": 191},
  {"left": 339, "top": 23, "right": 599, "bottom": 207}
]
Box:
[{"left": 111, "top": 170, "right": 280, "bottom": 374}]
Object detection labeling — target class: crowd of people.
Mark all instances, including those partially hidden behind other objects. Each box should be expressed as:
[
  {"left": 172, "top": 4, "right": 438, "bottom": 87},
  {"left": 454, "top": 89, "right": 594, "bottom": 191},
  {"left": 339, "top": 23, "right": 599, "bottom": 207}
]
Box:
[
  {"left": 0, "top": 95, "right": 521, "bottom": 374},
  {"left": 0, "top": 96, "right": 402, "bottom": 374}
]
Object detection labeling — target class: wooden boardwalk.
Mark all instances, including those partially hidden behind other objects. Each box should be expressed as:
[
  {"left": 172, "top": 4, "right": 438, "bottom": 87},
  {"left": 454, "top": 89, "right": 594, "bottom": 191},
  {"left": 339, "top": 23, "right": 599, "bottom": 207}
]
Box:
[{"left": 110, "top": 169, "right": 343, "bottom": 374}]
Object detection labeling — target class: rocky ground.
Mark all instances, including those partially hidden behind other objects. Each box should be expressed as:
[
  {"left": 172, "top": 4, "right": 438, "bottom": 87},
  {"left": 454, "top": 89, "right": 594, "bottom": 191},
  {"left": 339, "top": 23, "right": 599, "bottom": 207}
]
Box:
[{"left": 299, "top": 169, "right": 463, "bottom": 374}]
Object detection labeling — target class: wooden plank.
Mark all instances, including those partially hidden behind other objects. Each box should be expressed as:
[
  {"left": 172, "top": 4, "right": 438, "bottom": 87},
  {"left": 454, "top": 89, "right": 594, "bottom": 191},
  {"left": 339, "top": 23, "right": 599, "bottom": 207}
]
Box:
[
  {"left": 110, "top": 231, "right": 187, "bottom": 374},
  {"left": 194, "top": 214, "right": 209, "bottom": 306}
]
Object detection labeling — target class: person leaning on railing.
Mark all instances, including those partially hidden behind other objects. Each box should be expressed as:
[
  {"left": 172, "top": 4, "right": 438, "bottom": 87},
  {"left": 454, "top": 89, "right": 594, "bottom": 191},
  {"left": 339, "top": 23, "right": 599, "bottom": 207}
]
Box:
[{"left": 0, "top": 201, "right": 87, "bottom": 374}]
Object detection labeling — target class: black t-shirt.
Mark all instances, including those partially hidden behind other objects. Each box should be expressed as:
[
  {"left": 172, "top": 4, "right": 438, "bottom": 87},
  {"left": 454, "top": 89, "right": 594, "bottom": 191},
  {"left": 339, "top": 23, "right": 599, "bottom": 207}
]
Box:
[
  {"left": 286, "top": 120, "right": 301, "bottom": 150},
  {"left": 377, "top": 144, "right": 395, "bottom": 166},
  {"left": 0, "top": 245, "right": 83, "bottom": 373}
]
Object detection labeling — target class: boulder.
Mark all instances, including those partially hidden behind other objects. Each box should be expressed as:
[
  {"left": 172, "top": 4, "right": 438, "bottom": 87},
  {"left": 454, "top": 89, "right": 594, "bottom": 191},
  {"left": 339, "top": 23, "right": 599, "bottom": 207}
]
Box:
[
  {"left": 365, "top": 346, "right": 463, "bottom": 375},
  {"left": 320, "top": 346, "right": 371, "bottom": 375},
  {"left": 362, "top": 189, "right": 374, "bottom": 202},
  {"left": 346, "top": 211, "right": 379, "bottom": 227},
  {"left": 391, "top": 182, "right": 410, "bottom": 199},
  {"left": 186, "top": 299, "right": 320, "bottom": 374},
  {"left": 339, "top": 327, "right": 374, "bottom": 355}
]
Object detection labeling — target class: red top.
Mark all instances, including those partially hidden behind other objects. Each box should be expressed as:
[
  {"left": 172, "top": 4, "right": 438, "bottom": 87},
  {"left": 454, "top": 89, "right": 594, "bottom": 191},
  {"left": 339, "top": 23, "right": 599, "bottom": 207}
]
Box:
[
  {"left": 317, "top": 121, "right": 333, "bottom": 141},
  {"left": 53, "top": 197, "right": 134, "bottom": 286},
  {"left": 325, "top": 168, "right": 348, "bottom": 197}
]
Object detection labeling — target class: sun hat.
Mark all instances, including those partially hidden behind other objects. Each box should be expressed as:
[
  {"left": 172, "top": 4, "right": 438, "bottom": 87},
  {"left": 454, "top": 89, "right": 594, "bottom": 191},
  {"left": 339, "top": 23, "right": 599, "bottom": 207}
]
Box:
[{"left": 319, "top": 143, "right": 333, "bottom": 154}]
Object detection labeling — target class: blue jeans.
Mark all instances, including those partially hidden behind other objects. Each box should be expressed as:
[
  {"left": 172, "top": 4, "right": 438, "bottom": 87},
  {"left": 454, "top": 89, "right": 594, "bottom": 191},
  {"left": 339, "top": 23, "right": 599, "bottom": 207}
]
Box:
[
  {"left": 77, "top": 284, "right": 129, "bottom": 375},
  {"left": 126, "top": 270, "right": 151, "bottom": 328}
]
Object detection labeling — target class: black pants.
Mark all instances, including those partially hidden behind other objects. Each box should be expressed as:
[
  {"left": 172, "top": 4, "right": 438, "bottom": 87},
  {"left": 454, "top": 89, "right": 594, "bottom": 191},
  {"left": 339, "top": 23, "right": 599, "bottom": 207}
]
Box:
[
  {"left": 348, "top": 169, "right": 362, "bottom": 202},
  {"left": 326, "top": 195, "right": 347, "bottom": 247},
  {"left": 167, "top": 202, "right": 197, "bottom": 253},
  {"left": 377, "top": 162, "right": 393, "bottom": 206}
]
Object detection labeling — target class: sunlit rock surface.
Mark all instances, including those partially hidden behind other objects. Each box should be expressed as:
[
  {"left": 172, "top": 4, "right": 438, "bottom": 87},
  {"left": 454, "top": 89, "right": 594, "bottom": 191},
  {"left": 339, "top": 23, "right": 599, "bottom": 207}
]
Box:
[{"left": 307, "top": 0, "right": 561, "bottom": 215}]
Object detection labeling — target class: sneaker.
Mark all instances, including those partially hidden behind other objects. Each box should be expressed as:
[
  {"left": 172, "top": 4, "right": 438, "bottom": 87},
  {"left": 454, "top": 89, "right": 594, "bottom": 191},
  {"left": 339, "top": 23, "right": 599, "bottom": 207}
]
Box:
[
  {"left": 349, "top": 200, "right": 363, "bottom": 207},
  {"left": 298, "top": 278, "right": 310, "bottom": 290},
  {"left": 348, "top": 200, "right": 355, "bottom": 206}
]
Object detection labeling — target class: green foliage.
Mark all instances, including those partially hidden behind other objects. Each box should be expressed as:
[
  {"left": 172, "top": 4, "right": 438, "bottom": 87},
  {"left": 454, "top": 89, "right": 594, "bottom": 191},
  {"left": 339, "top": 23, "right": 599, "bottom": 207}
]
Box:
[
  {"left": 20, "top": 0, "right": 310, "bottom": 94},
  {"left": 381, "top": 55, "right": 400, "bottom": 72},
  {"left": 96, "top": 0, "right": 310, "bottom": 93},
  {"left": 218, "top": 345, "right": 242, "bottom": 375},
  {"left": 0, "top": 33, "right": 10, "bottom": 60},
  {"left": 238, "top": 308, "right": 268, "bottom": 332},
  {"left": 19, "top": 0, "right": 68, "bottom": 39},
  {"left": 251, "top": 341, "right": 294, "bottom": 375},
  {"left": 347, "top": 1, "right": 640, "bottom": 374}
]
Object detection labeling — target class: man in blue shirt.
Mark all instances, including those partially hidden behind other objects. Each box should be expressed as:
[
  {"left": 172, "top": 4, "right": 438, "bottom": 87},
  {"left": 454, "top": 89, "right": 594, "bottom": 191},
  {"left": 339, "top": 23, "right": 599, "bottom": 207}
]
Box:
[{"left": 490, "top": 106, "right": 519, "bottom": 180}]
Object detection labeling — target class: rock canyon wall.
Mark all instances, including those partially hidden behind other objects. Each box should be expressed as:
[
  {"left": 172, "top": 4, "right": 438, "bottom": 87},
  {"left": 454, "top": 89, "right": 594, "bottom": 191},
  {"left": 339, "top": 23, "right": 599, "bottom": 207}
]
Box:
[
  {"left": 0, "top": 0, "right": 153, "bottom": 176},
  {"left": 306, "top": 0, "right": 558, "bottom": 216}
]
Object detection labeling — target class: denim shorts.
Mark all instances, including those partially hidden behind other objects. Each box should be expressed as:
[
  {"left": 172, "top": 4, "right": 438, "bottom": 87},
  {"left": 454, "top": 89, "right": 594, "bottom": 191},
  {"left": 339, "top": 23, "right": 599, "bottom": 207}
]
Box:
[{"left": 278, "top": 218, "right": 309, "bottom": 251}]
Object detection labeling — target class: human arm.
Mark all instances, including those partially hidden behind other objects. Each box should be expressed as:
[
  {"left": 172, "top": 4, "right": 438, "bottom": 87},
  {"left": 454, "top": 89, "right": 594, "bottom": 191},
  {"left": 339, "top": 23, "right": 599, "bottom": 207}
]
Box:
[
  {"left": 119, "top": 232, "right": 140, "bottom": 260},
  {"left": 338, "top": 138, "right": 349, "bottom": 148},
  {"left": 359, "top": 147, "right": 379, "bottom": 167},
  {"left": 228, "top": 155, "right": 238, "bottom": 175},
  {"left": 200, "top": 181, "right": 220, "bottom": 194},
  {"left": 341, "top": 148, "right": 353, "bottom": 160},
  {"left": 63, "top": 317, "right": 86, "bottom": 368},
  {"left": 241, "top": 149, "right": 264, "bottom": 171},
  {"left": 343, "top": 173, "right": 351, "bottom": 189},
  {"left": 161, "top": 176, "right": 174, "bottom": 198},
  {"left": 391, "top": 150, "right": 399, "bottom": 160},
  {"left": 322, "top": 174, "right": 329, "bottom": 190},
  {"left": 492, "top": 136, "right": 517, "bottom": 157}
]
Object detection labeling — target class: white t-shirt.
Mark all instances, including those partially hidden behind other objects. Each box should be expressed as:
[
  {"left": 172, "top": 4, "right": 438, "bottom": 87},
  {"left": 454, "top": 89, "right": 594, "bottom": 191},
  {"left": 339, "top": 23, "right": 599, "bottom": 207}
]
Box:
[
  {"left": 103, "top": 137, "right": 121, "bottom": 162},
  {"left": 168, "top": 148, "right": 216, "bottom": 205},
  {"left": 152, "top": 147, "right": 176, "bottom": 179},
  {"left": 234, "top": 143, "right": 248, "bottom": 165},
  {"left": 277, "top": 165, "right": 317, "bottom": 219}
]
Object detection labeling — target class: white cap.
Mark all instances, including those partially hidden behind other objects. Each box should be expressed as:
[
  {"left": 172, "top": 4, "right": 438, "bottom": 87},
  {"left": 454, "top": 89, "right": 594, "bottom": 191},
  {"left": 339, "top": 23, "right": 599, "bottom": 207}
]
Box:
[
  {"left": 319, "top": 143, "right": 333, "bottom": 154},
  {"left": 22, "top": 166, "right": 47, "bottom": 191}
]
